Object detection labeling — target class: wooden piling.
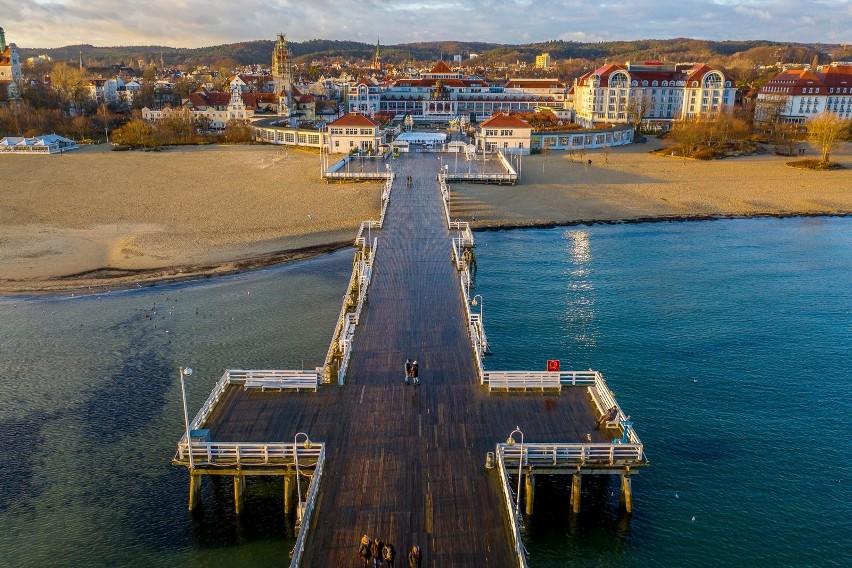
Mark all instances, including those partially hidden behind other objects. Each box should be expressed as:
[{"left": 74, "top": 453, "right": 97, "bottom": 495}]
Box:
[
  {"left": 621, "top": 473, "right": 633, "bottom": 514},
  {"left": 571, "top": 473, "right": 582, "bottom": 514},
  {"left": 524, "top": 473, "right": 535, "bottom": 516},
  {"left": 233, "top": 475, "right": 246, "bottom": 515},
  {"left": 188, "top": 472, "right": 202, "bottom": 512},
  {"left": 284, "top": 474, "right": 295, "bottom": 514}
]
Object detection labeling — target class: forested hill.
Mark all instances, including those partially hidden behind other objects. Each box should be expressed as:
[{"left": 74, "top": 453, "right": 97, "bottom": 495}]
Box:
[{"left": 19, "top": 38, "right": 847, "bottom": 69}]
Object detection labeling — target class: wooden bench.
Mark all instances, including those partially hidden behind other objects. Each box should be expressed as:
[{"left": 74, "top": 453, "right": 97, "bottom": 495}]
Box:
[
  {"left": 243, "top": 376, "right": 318, "bottom": 392},
  {"left": 588, "top": 386, "right": 620, "bottom": 429},
  {"left": 486, "top": 371, "right": 562, "bottom": 392}
]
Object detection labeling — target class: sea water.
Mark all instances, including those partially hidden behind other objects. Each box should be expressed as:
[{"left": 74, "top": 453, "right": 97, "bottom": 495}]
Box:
[{"left": 0, "top": 218, "right": 850, "bottom": 567}]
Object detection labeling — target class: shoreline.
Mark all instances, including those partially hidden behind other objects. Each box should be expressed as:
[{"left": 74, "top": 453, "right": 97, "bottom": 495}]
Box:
[{"left": 3, "top": 211, "right": 849, "bottom": 295}]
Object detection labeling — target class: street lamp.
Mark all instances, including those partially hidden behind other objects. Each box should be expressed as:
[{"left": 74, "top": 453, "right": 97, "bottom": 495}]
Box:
[
  {"left": 294, "top": 432, "right": 313, "bottom": 524},
  {"left": 506, "top": 426, "right": 524, "bottom": 516},
  {"left": 471, "top": 294, "right": 483, "bottom": 323},
  {"left": 179, "top": 366, "right": 194, "bottom": 469}
]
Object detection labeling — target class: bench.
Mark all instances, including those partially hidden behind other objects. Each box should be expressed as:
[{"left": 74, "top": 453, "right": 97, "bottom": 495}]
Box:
[
  {"left": 243, "top": 376, "right": 318, "bottom": 392},
  {"left": 588, "top": 386, "right": 620, "bottom": 429},
  {"left": 487, "top": 371, "right": 562, "bottom": 392}
]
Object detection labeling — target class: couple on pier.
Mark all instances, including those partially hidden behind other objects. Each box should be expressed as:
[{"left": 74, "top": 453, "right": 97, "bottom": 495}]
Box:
[{"left": 404, "top": 359, "right": 419, "bottom": 386}]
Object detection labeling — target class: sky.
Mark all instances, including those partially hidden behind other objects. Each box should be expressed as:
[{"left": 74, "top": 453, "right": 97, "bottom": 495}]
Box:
[{"left": 2, "top": 0, "right": 850, "bottom": 49}]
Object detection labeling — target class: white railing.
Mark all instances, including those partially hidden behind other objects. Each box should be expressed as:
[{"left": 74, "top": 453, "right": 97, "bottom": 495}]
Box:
[
  {"left": 175, "top": 440, "right": 324, "bottom": 467},
  {"left": 290, "top": 444, "right": 326, "bottom": 568},
  {"left": 481, "top": 370, "right": 599, "bottom": 390},
  {"left": 323, "top": 239, "right": 378, "bottom": 385},
  {"left": 496, "top": 444, "right": 528, "bottom": 568},
  {"left": 500, "top": 442, "right": 645, "bottom": 467},
  {"left": 496, "top": 150, "right": 518, "bottom": 177},
  {"left": 188, "top": 370, "right": 232, "bottom": 432},
  {"left": 227, "top": 369, "right": 322, "bottom": 392}
]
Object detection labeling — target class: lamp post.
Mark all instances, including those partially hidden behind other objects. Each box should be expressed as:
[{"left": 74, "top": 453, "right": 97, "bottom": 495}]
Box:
[
  {"left": 179, "top": 366, "right": 194, "bottom": 469},
  {"left": 506, "top": 426, "right": 524, "bottom": 516},
  {"left": 294, "top": 432, "right": 312, "bottom": 524},
  {"left": 471, "top": 294, "right": 483, "bottom": 323}
]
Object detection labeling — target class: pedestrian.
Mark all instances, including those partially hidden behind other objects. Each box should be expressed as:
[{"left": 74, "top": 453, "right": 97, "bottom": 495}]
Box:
[
  {"left": 587, "top": 159, "right": 592, "bottom": 166},
  {"left": 358, "top": 535, "right": 372, "bottom": 567},
  {"left": 383, "top": 543, "right": 396, "bottom": 568},
  {"left": 405, "top": 359, "right": 412, "bottom": 385},
  {"left": 408, "top": 545, "right": 422, "bottom": 568},
  {"left": 412, "top": 361, "right": 419, "bottom": 386},
  {"left": 371, "top": 537, "right": 385, "bottom": 567}
]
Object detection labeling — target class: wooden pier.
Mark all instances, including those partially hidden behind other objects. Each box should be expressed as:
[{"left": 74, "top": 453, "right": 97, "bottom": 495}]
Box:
[{"left": 173, "top": 153, "right": 648, "bottom": 567}]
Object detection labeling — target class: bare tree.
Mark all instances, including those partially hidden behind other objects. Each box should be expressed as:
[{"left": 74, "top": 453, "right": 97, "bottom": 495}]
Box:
[
  {"left": 600, "top": 145, "right": 611, "bottom": 164},
  {"left": 627, "top": 95, "right": 653, "bottom": 138},
  {"left": 806, "top": 113, "right": 851, "bottom": 164}
]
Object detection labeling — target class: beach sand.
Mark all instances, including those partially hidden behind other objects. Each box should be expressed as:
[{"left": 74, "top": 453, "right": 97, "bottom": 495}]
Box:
[
  {"left": 450, "top": 139, "right": 852, "bottom": 227},
  {"left": 0, "top": 144, "right": 380, "bottom": 292},
  {"left": 1, "top": 140, "right": 849, "bottom": 293}
]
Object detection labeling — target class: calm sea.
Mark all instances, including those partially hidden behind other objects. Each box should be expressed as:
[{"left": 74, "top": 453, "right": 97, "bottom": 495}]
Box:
[{"left": 1, "top": 217, "right": 850, "bottom": 567}]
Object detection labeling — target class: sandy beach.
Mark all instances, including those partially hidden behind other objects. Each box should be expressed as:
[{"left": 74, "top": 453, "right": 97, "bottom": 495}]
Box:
[
  {"left": 0, "top": 145, "right": 381, "bottom": 292},
  {"left": 1, "top": 139, "right": 849, "bottom": 293},
  {"left": 450, "top": 139, "right": 852, "bottom": 228}
]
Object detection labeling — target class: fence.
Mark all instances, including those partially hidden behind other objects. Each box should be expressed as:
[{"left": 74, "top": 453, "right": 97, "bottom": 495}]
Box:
[
  {"left": 290, "top": 444, "right": 327, "bottom": 567},
  {"left": 495, "top": 444, "right": 529, "bottom": 568},
  {"left": 175, "top": 439, "right": 324, "bottom": 468}
]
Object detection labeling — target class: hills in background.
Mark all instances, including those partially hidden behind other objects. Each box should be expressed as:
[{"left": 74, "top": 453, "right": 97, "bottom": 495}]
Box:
[{"left": 18, "top": 38, "right": 852, "bottom": 80}]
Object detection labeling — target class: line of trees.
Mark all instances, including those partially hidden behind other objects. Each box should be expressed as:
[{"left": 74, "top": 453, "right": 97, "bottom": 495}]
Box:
[{"left": 112, "top": 115, "right": 253, "bottom": 148}]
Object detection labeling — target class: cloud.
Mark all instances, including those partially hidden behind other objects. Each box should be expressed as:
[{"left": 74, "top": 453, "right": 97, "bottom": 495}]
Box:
[
  {"left": 734, "top": 5, "right": 773, "bottom": 20},
  {"left": 1, "top": 0, "right": 848, "bottom": 48}
]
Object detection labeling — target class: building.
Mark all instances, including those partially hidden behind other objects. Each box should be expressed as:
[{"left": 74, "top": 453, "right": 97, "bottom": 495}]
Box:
[
  {"left": 756, "top": 64, "right": 852, "bottom": 124},
  {"left": 475, "top": 113, "right": 532, "bottom": 155},
  {"left": 572, "top": 61, "right": 736, "bottom": 130},
  {"left": 0, "top": 26, "right": 22, "bottom": 100},
  {"left": 142, "top": 85, "right": 274, "bottom": 129},
  {"left": 327, "top": 112, "right": 381, "bottom": 153},
  {"left": 347, "top": 61, "right": 568, "bottom": 124},
  {"left": 535, "top": 53, "right": 551, "bottom": 69}
]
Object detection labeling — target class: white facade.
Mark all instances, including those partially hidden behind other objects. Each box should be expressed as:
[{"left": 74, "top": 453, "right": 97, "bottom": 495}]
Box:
[
  {"left": 573, "top": 62, "right": 735, "bottom": 130},
  {"left": 756, "top": 65, "right": 852, "bottom": 124}
]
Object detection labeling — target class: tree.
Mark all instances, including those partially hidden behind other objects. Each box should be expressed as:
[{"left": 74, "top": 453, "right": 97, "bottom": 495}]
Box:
[
  {"left": 627, "top": 94, "right": 653, "bottom": 137},
  {"left": 50, "top": 62, "right": 89, "bottom": 115},
  {"left": 113, "top": 119, "right": 156, "bottom": 148},
  {"left": 806, "top": 113, "right": 850, "bottom": 165}
]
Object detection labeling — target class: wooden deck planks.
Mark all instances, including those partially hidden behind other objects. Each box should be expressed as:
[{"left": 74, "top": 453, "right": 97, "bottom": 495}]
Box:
[{"left": 204, "top": 154, "right": 609, "bottom": 567}]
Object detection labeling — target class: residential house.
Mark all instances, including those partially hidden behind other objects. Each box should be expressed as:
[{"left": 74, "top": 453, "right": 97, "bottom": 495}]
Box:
[
  {"left": 327, "top": 112, "right": 381, "bottom": 153},
  {"left": 475, "top": 113, "right": 532, "bottom": 155}
]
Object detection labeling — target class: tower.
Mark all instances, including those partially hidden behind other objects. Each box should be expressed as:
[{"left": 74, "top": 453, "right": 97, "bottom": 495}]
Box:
[
  {"left": 272, "top": 33, "right": 293, "bottom": 116},
  {"left": 0, "top": 27, "right": 6, "bottom": 53},
  {"left": 373, "top": 38, "right": 381, "bottom": 72}
]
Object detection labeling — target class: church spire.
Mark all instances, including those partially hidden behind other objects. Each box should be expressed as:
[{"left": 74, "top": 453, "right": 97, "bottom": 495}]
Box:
[{"left": 373, "top": 37, "right": 381, "bottom": 72}]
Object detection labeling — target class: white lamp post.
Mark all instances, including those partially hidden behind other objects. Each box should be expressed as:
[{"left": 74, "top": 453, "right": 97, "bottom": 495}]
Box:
[
  {"left": 506, "top": 426, "right": 524, "bottom": 516},
  {"left": 179, "top": 366, "right": 194, "bottom": 469},
  {"left": 294, "top": 432, "right": 312, "bottom": 524},
  {"left": 471, "top": 294, "right": 483, "bottom": 323}
]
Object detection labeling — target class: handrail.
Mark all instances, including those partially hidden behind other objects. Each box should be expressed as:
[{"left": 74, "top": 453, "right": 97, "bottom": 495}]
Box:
[
  {"left": 496, "top": 445, "right": 528, "bottom": 568},
  {"left": 175, "top": 441, "right": 324, "bottom": 467},
  {"left": 500, "top": 442, "right": 645, "bottom": 466},
  {"left": 290, "top": 444, "right": 326, "bottom": 568}
]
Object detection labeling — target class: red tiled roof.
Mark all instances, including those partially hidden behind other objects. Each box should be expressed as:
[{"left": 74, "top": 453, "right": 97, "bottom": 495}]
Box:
[
  {"left": 481, "top": 114, "right": 531, "bottom": 128},
  {"left": 429, "top": 60, "right": 453, "bottom": 74},
  {"left": 329, "top": 112, "right": 378, "bottom": 127},
  {"left": 504, "top": 79, "right": 566, "bottom": 89}
]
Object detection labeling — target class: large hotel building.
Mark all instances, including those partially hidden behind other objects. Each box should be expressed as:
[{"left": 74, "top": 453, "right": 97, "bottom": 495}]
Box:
[
  {"left": 347, "top": 61, "right": 567, "bottom": 123},
  {"left": 572, "top": 61, "right": 736, "bottom": 130}
]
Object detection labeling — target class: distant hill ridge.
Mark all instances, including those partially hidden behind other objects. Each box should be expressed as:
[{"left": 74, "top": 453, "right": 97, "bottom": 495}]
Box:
[{"left": 18, "top": 38, "right": 845, "bottom": 69}]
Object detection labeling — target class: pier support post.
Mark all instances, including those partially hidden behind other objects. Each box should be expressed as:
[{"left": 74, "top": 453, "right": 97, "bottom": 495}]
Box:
[
  {"left": 188, "top": 472, "right": 202, "bottom": 512},
  {"left": 283, "top": 474, "right": 295, "bottom": 514},
  {"left": 234, "top": 475, "right": 246, "bottom": 516},
  {"left": 621, "top": 474, "right": 633, "bottom": 514},
  {"left": 571, "top": 473, "right": 582, "bottom": 514},
  {"left": 525, "top": 473, "right": 535, "bottom": 516}
]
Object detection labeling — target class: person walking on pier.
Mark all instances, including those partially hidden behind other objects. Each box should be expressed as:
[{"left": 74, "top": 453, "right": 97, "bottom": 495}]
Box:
[
  {"left": 412, "top": 360, "right": 419, "bottom": 386},
  {"left": 408, "top": 545, "right": 422, "bottom": 568},
  {"left": 405, "top": 359, "right": 412, "bottom": 385},
  {"left": 358, "top": 535, "right": 372, "bottom": 567},
  {"left": 382, "top": 542, "right": 396, "bottom": 568},
  {"left": 371, "top": 537, "right": 385, "bottom": 567}
]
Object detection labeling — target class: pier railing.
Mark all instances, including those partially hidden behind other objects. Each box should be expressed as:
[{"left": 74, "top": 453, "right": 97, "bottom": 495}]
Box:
[
  {"left": 495, "top": 444, "right": 529, "bottom": 568},
  {"left": 290, "top": 444, "right": 327, "bottom": 568},
  {"left": 322, "top": 173, "right": 392, "bottom": 384},
  {"left": 500, "top": 442, "right": 645, "bottom": 468},
  {"left": 175, "top": 440, "right": 324, "bottom": 468}
]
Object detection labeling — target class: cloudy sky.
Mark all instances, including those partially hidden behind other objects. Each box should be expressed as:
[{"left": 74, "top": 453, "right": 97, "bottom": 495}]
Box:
[{"left": 2, "top": 0, "right": 850, "bottom": 48}]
